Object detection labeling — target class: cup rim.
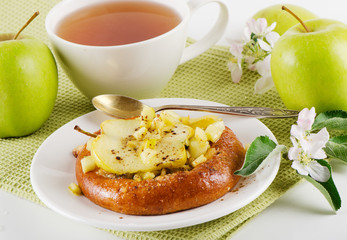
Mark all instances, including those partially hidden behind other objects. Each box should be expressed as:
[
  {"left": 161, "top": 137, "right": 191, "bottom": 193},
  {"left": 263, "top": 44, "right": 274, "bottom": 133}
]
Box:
[{"left": 45, "top": 0, "right": 190, "bottom": 49}]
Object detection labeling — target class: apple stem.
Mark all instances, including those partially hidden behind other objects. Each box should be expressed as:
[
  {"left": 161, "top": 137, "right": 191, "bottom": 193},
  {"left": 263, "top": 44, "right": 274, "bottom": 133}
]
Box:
[
  {"left": 13, "top": 11, "right": 40, "bottom": 40},
  {"left": 74, "top": 125, "right": 97, "bottom": 138},
  {"left": 282, "top": 6, "right": 311, "bottom": 33}
]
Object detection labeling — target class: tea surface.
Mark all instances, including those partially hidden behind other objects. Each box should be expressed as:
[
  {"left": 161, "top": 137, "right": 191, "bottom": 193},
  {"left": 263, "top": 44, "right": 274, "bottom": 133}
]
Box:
[{"left": 56, "top": 1, "right": 181, "bottom": 46}]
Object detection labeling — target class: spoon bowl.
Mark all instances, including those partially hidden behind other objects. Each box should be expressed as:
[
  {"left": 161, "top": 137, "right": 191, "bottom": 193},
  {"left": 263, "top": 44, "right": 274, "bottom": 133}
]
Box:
[
  {"left": 92, "top": 94, "right": 145, "bottom": 119},
  {"left": 92, "top": 94, "right": 299, "bottom": 119}
]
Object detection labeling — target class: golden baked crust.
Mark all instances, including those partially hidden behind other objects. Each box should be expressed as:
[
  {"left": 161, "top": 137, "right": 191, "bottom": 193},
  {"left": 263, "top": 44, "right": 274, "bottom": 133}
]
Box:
[{"left": 74, "top": 126, "right": 245, "bottom": 215}]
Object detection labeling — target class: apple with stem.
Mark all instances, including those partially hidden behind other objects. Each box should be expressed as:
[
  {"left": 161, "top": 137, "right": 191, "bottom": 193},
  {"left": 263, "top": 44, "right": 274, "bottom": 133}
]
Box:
[
  {"left": 253, "top": 4, "right": 318, "bottom": 35},
  {"left": 0, "top": 12, "right": 58, "bottom": 138},
  {"left": 271, "top": 6, "right": 347, "bottom": 113}
]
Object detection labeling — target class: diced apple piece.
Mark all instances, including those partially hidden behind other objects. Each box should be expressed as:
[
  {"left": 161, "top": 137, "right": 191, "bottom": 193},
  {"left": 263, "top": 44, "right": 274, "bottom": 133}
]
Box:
[
  {"left": 160, "top": 168, "right": 167, "bottom": 176},
  {"left": 133, "top": 126, "right": 147, "bottom": 140},
  {"left": 205, "top": 121, "right": 225, "bottom": 142},
  {"left": 142, "top": 138, "right": 157, "bottom": 150},
  {"left": 127, "top": 140, "right": 137, "bottom": 149},
  {"left": 188, "top": 137, "right": 210, "bottom": 159},
  {"left": 86, "top": 138, "right": 94, "bottom": 152},
  {"left": 142, "top": 171, "right": 155, "bottom": 180},
  {"left": 185, "top": 126, "right": 194, "bottom": 139},
  {"left": 180, "top": 116, "right": 190, "bottom": 125},
  {"left": 188, "top": 115, "right": 221, "bottom": 130},
  {"left": 188, "top": 127, "right": 210, "bottom": 159},
  {"left": 150, "top": 117, "right": 166, "bottom": 132},
  {"left": 191, "top": 154, "right": 207, "bottom": 167},
  {"left": 159, "top": 110, "right": 181, "bottom": 126},
  {"left": 81, "top": 156, "right": 96, "bottom": 173},
  {"left": 68, "top": 183, "right": 82, "bottom": 196},
  {"left": 133, "top": 171, "right": 156, "bottom": 181},
  {"left": 140, "top": 106, "right": 156, "bottom": 128},
  {"left": 195, "top": 127, "right": 208, "bottom": 142},
  {"left": 133, "top": 173, "right": 141, "bottom": 181}
]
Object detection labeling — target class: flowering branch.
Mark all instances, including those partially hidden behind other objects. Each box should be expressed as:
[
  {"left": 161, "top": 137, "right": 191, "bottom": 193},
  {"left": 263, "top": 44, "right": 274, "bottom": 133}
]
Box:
[
  {"left": 235, "top": 107, "right": 347, "bottom": 212},
  {"left": 227, "top": 18, "right": 280, "bottom": 94}
]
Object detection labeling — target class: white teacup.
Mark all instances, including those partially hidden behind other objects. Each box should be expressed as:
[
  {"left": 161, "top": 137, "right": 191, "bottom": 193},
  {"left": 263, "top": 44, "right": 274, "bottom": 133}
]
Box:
[{"left": 46, "top": 0, "right": 229, "bottom": 99}]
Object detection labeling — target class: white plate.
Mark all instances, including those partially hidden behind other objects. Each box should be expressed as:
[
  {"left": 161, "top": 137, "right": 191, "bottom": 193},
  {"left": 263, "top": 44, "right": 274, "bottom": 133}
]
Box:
[{"left": 30, "top": 98, "right": 280, "bottom": 232}]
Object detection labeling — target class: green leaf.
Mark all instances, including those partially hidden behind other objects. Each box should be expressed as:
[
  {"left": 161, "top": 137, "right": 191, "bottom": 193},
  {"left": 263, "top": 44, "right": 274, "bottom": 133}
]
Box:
[
  {"left": 234, "top": 136, "right": 285, "bottom": 176},
  {"left": 324, "top": 135, "right": 347, "bottom": 162},
  {"left": 302, "top": 160, "right": 341, "bottom": 212},
  {"left": 312, "top": 110, "right": 347, "bottom": 131}
]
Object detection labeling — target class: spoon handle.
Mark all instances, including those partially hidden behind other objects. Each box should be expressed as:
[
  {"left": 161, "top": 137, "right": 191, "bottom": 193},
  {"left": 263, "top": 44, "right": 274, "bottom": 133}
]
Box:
[{"left": 154, "top": 105, "right": 299, "bottom": 118}]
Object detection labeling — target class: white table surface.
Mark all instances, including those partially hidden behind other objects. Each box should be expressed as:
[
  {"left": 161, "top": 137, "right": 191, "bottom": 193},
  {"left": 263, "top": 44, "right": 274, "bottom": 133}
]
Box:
[{"left": 1, "top": 0, "right": 347, "bottom": 239}]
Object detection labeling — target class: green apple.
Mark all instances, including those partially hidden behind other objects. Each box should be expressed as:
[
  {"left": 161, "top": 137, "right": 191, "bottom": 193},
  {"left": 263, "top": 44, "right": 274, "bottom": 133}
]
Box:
[
  {"left": 0, "top": 33, "right": 58, "bottom": 138},
  {"left": 253, "top": 4, "right": 318, "bottom": 35},
  {"left": 271, "top": 19, "right": 347, "bottom": 113}
]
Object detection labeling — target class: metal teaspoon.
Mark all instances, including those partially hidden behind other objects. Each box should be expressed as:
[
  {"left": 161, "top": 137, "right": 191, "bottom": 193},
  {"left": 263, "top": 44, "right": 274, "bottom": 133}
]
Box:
[{"left": 92, "top": 94, "right": 299, "bottom": 119}]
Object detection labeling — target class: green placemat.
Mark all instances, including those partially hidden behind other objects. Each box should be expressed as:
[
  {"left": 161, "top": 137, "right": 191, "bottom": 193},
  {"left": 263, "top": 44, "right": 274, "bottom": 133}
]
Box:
[{"left": 0, "top": 1, "right": 301, "bottom": 239}]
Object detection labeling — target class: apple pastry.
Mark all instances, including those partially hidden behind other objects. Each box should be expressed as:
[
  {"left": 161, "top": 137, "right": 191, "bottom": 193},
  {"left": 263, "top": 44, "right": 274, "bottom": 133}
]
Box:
[{"left": 72, "top": 107, "right": 245, "bottom": 215}]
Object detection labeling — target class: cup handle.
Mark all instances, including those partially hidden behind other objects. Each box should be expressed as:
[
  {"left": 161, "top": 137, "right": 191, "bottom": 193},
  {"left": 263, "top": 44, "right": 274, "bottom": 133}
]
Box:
[{"left": 179, "top": 0, "right": 229, "bottom": 64}]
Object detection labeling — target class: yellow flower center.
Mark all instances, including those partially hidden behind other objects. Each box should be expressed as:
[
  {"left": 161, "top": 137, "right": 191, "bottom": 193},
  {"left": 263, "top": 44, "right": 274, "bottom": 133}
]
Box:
[
  {"left": 299, "top": 151, "right": 311, "bottom": 166},
  {"left": 229, "top": 57, "right": 237, "bottom": 63}
]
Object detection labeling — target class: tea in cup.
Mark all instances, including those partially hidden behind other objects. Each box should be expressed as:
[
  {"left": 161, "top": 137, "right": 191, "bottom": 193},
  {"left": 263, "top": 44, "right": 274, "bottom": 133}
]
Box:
[{"left": 46, "top": 0, "right": 229, "bottom": 99}]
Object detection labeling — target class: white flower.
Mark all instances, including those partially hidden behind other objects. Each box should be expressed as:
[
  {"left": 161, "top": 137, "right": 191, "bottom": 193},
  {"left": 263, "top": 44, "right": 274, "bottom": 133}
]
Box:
[
  {"left": 228, "top": 41, "right": 244, "bottom": 83},
  {"left": 244, "top": 18, "right": 277, "bottom": 41},
  {"left": 295, "top": 107, "right": 316, "bottom": 134},
  {"left": 227, "top": 61, "right": 243, "bottom": 83},
  {"left": 227, "top": 18, "right": 280, "bottom": 93},
  {"left": 291, "top": 158, "right": 330, "bottom": 182},
  {"left": 254, "top": 55, "right": 274, "bottom": 94},
  {"left": 258, "top": 31, "right": 280, "bottom": 52},
  {"left": 253, "top": 31, "right": 279, "bottom": 94},
  {"left": 229, "top": 41, "right": 244, "bottom": 60},
  {"left": 288, "top": 107, "right": 330, "bottom": 182},
  {"left": 301, "top": 127, "right": 329, "bottom": 159}
]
